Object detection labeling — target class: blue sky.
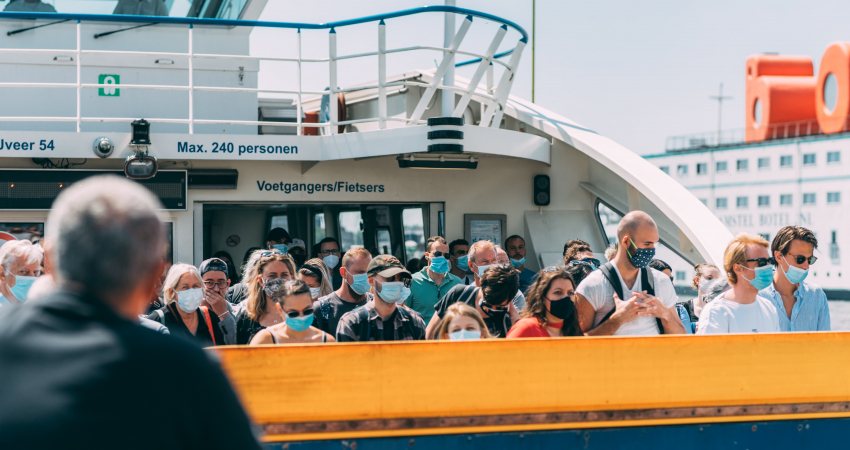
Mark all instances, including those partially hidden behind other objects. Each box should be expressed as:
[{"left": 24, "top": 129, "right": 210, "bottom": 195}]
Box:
[{"left": 256, "top": 0, "right": 850, "bottom": 154}]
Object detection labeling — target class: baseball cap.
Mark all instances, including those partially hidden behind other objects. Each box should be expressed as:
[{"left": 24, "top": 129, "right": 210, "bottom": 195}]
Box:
[
  {"left": 289, "top": 238, "right": 306, "bottom": 252},
  {"left": 366, "top": 254, "right": 411, "bottom": 279},
  {"left": 199, "top": 258, "right": 229, "bottom": 277}
]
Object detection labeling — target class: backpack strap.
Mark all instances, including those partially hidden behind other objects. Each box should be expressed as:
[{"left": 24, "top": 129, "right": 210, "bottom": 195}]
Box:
[
  {"left": 199, "top": 306, "right": 217, "bottom": 346},
  {"left": 598, "top": 263, "right": 624, "bottom": 325},
  {"left": 154, "top": 308, "right": 166, "bottom": 324}
]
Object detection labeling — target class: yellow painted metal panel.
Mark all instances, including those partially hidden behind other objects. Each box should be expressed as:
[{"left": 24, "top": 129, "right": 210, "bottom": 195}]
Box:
[{"left": 214, "top": 333, "right": 850, "bottom": 426}]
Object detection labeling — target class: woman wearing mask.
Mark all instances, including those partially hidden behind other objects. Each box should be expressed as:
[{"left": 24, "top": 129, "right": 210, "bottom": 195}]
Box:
[
  {"left": 234, "top": 251, "right": 297, "bottom": 344},
  {"left": 250, "top": 279, "right": 334, "bottom": 344},
  {"left": 298, "top": 258, "right": 333, "bottom": 300},
  {"left": 433, "top": 302, "right": 491, "bottom": 340},
  {"left": 146, "top": 263, "right": 223, "bottom": 346},
  {"left": 507, "top": 267, "right": 582, "bottom": 338},
  {"left": 0, "top": 239, "right": 43, "bottom": 305},
  {"left": 692, "top": 263, "right": 724, "bottom": 318}
]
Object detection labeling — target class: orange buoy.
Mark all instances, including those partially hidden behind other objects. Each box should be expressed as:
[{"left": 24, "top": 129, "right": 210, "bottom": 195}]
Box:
[{"left": 816, "top": 42, "right": 850, "bottom": 134}]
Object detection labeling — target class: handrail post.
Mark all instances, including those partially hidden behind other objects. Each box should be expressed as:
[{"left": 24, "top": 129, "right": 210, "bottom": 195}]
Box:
[
  {"left": 75, "top": 20, "right": 81, "bottom": 133},
  {"left": 453, "top": 24, "right": 506, "bottom": 117},
  {"left": 441, "top": 0, "right": 456, "bottom": 117},
  {"left": 482, "top": 39, "right": 525, "bottom": 128},
  {"left": 188, "top": 23, "right": 194, "bottom": 135},
  {"left": 328, "top": 27, "right": 338, "bottom": 135},
  {"left": 297, "top": 28, "right": 303, "bottom": 136},
  {"left": 378, "top": 20, "right": 387, "bottom": 129}
]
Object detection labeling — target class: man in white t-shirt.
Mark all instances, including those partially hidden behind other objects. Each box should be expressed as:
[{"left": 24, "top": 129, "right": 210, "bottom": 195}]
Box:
[
  {"left": 697, "top": 233, "right": 780, "bottom": 334},
  {"left": 574, "top": 211, "right": 684, "bottom": 336}
]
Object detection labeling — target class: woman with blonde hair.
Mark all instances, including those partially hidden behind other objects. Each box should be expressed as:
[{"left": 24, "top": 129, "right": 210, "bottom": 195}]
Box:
[
  {"left": 234, "top": 250, "right": 297, "bottom": 344},
  {"left": 508, "top": 266, "right": 582, "bottom": 338},
  {"left": 298, "top": 258, "right": 333, "bottom": 300},
  {"left": 250, "top": 279, "right": 334, "bottom": 344},
  {"left": 146, "top": 263, "right": 223, "bottom": 346},
  {"left": 434, "top": 302, "right": 491, "bottom": 340}
]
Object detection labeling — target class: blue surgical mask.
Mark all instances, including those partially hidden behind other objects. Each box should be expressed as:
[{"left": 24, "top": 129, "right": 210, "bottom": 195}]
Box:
[
  {"left": 429, "top": 256, "right": 449, "bottom": 274},
  {"left": 272, "top": 243, "right": 289, "bottom": 254},
  {"left": 782, "top": 256, "right": 809, "bottom": 284},
  {"left": 322, "top": 254, "right": 340, "bottom": 269},
  {"left": 449, "top": 329, "right": 481, "bottom": 340},
  {"left": 510, "top": 257, "right": 526, "bottom": 268},
  {"left": 627, "top": 238, "right": 655, "bottom": 269},
  {"left": 476, "top": 263, "right": 494, "bottom": 278},
  {"left": 9, "top": 274, "right": 36, "bottom": 302},
  {"left": 457, "top": 255, "right": 470, "bottom": 273},
  {"left": 378, "top": 281, "right": 409, "bottom": 304},
  {"left": 348, "top": 273, "right": 371, "bottom": 296},
  {"left": 744, "top": 265, "right": 775, "bottom": 291},
  {"left": 176, "top": 288, "right": 204, "bottom": 313},
  {"left": 286, "top": 313, "right": 314, "bottom": 332}
]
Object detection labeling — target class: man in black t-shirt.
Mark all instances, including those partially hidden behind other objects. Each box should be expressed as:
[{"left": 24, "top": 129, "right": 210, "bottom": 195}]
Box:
[{"left": 313, "top": 247, "right": 372, "bottom": 335}]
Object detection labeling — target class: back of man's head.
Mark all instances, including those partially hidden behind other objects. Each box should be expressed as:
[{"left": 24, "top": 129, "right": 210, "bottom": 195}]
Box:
[
  {"left": 46, "top": 175, "right": 165, "bottom": 304},
  {"left": 480, "top": 264, "right": 519, "bottom": 306}
]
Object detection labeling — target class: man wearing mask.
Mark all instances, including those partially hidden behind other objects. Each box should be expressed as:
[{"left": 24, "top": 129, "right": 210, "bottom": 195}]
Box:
[
  {"left": 199, "top": 258, "right": 237, "bottom": 344},
  {"left": 313, "top": 247, "right": 371, "bottom": 335},
  {"left": 760, "top": 226, "right": 830, "bottom": 331},
  {"left": 317, "top": 237, "right": 343, "bottom": 289},
  {"left": 407, "top": 236, "right": 462, "bottom": 323},
  {"left": 574, "top": 211, "right": 684, "bottom": 336},
  {"left": 265, "top": 227, "right": 291, "bottom": 253},
  {"left": 504, "top": 235, "right": 536, "bottom": 292},
  {"left": 448, "top": 239, "right": 473, "bottom": 285},
  {"left": 697, "top": 234, "right": 780, "bottom": 334},
  {"left": 336, "top": 255, "right": 426, "bottom": 341},
  {"left": 288, "top": 238, "right": 308, "bottom": 268}
]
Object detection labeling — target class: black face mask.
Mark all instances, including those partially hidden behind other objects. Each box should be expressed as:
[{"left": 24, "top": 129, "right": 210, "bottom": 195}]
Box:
[
  {"left": 479, "top": 298, "right": 509, "bottom": 319},
  {"left": 548, "top": 296, "right": 575, "bottom": 320}
]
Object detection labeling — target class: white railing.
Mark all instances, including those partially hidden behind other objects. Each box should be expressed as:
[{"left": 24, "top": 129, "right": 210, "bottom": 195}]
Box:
[
  {"left": 0, "top": 7, "right": 528, "bottom": 135},
  {"left": 665, "top": 118, "right": 850, "bottom": 151}
]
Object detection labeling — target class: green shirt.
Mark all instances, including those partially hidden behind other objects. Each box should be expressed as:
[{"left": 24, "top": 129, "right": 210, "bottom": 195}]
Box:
[{"left": 407, "top": 267, "right": 462, "bottom": 323}]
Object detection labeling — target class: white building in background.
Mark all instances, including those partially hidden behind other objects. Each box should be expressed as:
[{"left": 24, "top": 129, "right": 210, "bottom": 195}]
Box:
[{"left": 645, "top": 133, "right": 849, "bottom": 298}]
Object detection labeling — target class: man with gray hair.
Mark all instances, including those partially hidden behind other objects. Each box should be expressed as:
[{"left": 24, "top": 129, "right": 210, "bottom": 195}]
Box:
[{"left": 0, "top": 176, "right": 260, "bottom": 450}]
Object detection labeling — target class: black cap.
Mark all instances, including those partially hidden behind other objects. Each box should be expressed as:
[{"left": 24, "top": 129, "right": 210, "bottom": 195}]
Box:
[
  {"left": 199, "top": 258, "right": 229, "bottom": 277},
  {"left": 266, "top": 227, "right": 291, "bottom": 243}
]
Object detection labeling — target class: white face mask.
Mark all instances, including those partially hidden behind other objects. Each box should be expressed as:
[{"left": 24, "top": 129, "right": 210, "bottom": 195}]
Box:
[
  {"left": 309, "top": 287, "right": 321, "bottom": 299},
  {"left": 176, "top": 288, "right": 204, "bottom": 313}
]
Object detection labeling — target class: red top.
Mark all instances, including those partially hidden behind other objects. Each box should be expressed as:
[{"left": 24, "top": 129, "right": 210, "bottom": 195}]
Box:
[{"left": 507, "top": 317, "right": 554, "bottom": 338}]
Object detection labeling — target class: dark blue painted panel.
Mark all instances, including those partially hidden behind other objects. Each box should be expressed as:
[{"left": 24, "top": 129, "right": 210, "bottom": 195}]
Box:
[{"left": 263, "top": 418, "right": 849, "bottom": 450}]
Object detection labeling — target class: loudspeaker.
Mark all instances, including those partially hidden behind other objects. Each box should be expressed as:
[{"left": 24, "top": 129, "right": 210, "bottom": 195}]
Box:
[{"left": 533, "top": 174, "right": 550, "bottom": 206}]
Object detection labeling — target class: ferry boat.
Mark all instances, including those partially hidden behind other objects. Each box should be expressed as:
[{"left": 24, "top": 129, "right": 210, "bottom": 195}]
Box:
[{"left": 2, "top": 2, "right": 850, "bottom": 449}]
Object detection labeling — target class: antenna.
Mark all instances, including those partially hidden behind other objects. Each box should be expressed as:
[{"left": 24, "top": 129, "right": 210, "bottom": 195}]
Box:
[{"left": 710, "top": 83, "right": 732, "bottom": 145}]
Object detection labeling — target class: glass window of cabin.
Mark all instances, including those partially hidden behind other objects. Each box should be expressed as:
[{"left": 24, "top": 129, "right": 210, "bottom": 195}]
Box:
[
  {"left": 736, "top": 196, "right": 749, "bottom": 209},
  {"left": 338, "top": 211, "right": 364, "bottom": 250},
  {"left": 736, "top": 159, "right": 749, "bottom": 172},
  {"left": 828, "top": 151, "right": 841, "bottom": 164},
  {"left": 270, "top": 215, "right": 289, "bottom": 234},
  {"left": 696, "top": 163, "right": 708, "bottom": 175},
  {"left": 715, "top": 197, "right": 728, "bottom": 209},
  {"left": 0, "top": 222, "right": 44, "bottom": 243},
  {"left": 828, "top": 192, "right": 841, "bottom": 204},
  {"left": 780, "top": 155, "right": 793, "bottom": 168},
  {"left": 660, "top": 166, "right": 670, "bottom": 174},
  {"left": 716, "top": 161, "right": 728, "bottom": 172},
  {"left": 313, "top": 213, "right": 326, "bottom": 243},
  {"left": 757, "top": 157, "right": 770, "bottom": 169},
  {"left": 803, "top": 153, "right": 816, "bottom": 166},
  {"left": 780, "top": 194, "right": 793, "bottom": 206},
  {"left": 402, "top": 208, "right": 425, "bottom": 262},
  {"left": 677, "top": 164, "right": 688, "bottom": 176},
  {"left": 803, "top": 193, "right": 816, "bottom": 205}
]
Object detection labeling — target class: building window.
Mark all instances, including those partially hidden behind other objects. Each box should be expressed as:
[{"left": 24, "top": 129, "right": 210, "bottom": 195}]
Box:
[
  {"left": 736, "top": 159, "right": 749, "bottom": 171},
  {"left": 757, "top": 157, "right": 770, "bottom": 169},
  {"left": 828, "top": 192, "right": 841, "bottom": 204},
  {"left": 716, "top": 197, "right": 728, "bottom": 209},
  {"left": 780, "top": 194, "right": 792, "bottom": 206},
  {"left": 736, "top": 196, "right": 749, "bottom": 208},
  {"left": 803, "top": 153, "right": 816, "bottom": 166},
  {"left": 675, "top": 271, "right": 686, "bottom": 281},
  {"left": 803, "top": 193, "right": 816, "bottom": 205},
  {"left": 759, "top": 233, "right": 771, "bottom": 242},
  {"left": 699, "top": 198, "right": 708, "bottom": 206},
  {"left": 696, "top": 162, "right": 708, "bottom": 175},
  {"left": 758, "top": 195, "right": 770, "bottom": 207},
  {"left": 659, "top": 165, "right": 670, "bottom": 174},
  {"left": 677, "top": 164, "right": 688, "bottom": 176},
  {"left": 716, "top": 161, "right": 728, "bottom": 172},
  {"left": 828, "top": 151, "right": 841, "bottom": 164},
  {"left": 780, "top": 155, "right": 793, "bottom": 168},
  {"left": 831, "top": 230, "right": 840, "bottom": 264}
]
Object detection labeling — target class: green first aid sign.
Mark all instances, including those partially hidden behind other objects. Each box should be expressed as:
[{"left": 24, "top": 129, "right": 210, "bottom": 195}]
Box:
[{"left": 98, "top": 74, "right": 120, "bottom": 96}]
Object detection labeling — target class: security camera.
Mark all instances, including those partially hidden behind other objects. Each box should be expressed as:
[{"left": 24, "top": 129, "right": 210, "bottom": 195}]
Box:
[{"left": 92, "top": 137, "right": 114, "bottom": 158}]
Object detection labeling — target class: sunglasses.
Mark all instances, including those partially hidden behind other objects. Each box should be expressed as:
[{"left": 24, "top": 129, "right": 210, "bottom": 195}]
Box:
[
  {"left": 431, "top": 251, "right": 446, "bottom": 258},
  {"left": 569, "top": 257, "right": 601, "bottom": 269},
  {"left": 785, "top": 254, "right": 818, "bottom": 265},
  {"left": 259, "top": 249, "right": 284, "bottom": 257},
  {"left": 480, "top": 300, "right": 509, "bottom": 313},
  {"left": 284, "top": 308, "right": 314, "bottom": 318},
  {"left": 745, "top": 257, "right": 776, "bottom": 267}
]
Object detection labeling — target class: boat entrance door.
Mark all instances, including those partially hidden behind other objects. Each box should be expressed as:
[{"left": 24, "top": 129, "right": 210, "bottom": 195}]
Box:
[{"left": 198, "top": 202, "right": 445, "bottom": 270}]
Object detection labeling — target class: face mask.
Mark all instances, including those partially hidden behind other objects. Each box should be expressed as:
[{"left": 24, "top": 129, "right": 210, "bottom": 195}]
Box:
[
  {"left": 479, "top": 298, "right": 508, "bottom": 320},
  {"left": 627, "top": 238, "right": 655, "bottom": 269},
  {"left": 8, "top": 274, "right": 36, "bottom": 302},
  {"left": 476, "top": 263, "right": 494, "bottom": 278},
  {"left": 548, "top": 296, "right": 574, "bottom": 320},
  {"left": 309, "top": 287, "right": 321, "bottom": 299},
  {"left": 286, "top": 313, "right": 314, "bottom": 332},
  {"left": 347, "top": 273, "right": 371, "bottom": 296},
  {"left": 782, "top": 255, "right": 809, "bottom": 284},
  {"left": 510, "top": 257, "right": 526, "bottom": 268},
  {"left": 322, "top": 254, "right": 340, "bottom": 269},
  {"left": 456, "top": 255, "right": 470, "bottom": 273},
  {"left": 429, "top": 256, "right": 449, "bottom": 274},
  {"left": 176, "top": 288, "right": 204, "bottom": 313},
  {"left": 378, "top": 281, "right": 409, "bottom": 304},
  {"left": 449, "top": 329, "right": 481, "bottom": 340},
  {"left": 272, "top": 243, "right": 289, "bottom": 254},
  {"left": 742, "top": 265, "right": 775, "bottom": 291}
]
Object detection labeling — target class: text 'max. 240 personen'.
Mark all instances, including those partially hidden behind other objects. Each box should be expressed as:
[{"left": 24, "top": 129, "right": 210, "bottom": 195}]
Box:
[{"left": 257, "top": 180, "right": 386, "bottom": 194}]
